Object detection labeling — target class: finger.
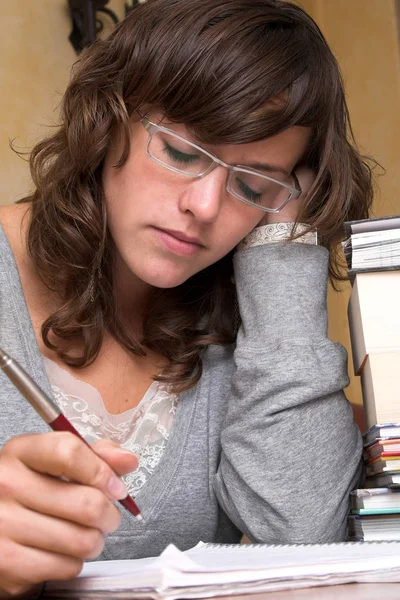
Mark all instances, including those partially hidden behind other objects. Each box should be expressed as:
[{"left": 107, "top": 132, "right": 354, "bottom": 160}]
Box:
[
  {"left": 1, "top": 462, "right": 121, "bottom": 533},
  {"left": 2, "top": 433, "right": 128, "bottom": 501},
  {"left": 0, "top": 539, "right": 83, "bottom": 597},
  {"left": 0, "top": 501, "right": 105, "bottom": 560},
  {"left": 92, "top": 439, "right": 139, "bottom": 476}
]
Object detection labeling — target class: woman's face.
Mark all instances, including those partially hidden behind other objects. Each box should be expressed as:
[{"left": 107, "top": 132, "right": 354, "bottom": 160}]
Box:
[{"left": 103, "top": 113, "right": 310, "bottom": 292}]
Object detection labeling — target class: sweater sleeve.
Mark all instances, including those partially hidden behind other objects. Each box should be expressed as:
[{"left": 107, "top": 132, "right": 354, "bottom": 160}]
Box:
[{"left": 213, "top": 242, "right": 363, "bottom": 543}]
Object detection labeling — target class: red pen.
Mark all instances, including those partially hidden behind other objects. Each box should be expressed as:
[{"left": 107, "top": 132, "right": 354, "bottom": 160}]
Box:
[{"left": 0, "top": 347, "right": 142, "bottom": 521}]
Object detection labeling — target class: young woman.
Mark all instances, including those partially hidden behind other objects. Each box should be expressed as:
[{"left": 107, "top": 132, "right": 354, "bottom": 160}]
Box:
[{"left": 0, "top": 0, "right": 372, "bottom": 596}]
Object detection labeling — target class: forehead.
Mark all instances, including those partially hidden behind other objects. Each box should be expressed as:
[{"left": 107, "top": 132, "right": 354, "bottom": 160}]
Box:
[{"left": 215, "top": 126, "right": 311, "bottom": 176}]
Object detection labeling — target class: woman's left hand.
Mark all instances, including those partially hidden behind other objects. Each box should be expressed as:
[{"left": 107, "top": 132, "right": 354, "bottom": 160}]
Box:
[{"left": 258, "top": 167, "right": 316, "bottom": 225}]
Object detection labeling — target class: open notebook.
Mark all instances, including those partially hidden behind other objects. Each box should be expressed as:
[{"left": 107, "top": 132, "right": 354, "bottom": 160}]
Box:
[{"left": 43, "top": 541, "right": 400, "bottom": 598}]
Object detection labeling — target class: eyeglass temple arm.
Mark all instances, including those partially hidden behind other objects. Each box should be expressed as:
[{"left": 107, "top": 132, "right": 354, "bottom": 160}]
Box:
[{"left": 292, "top": 171, "right": 302, "bottom": 197}]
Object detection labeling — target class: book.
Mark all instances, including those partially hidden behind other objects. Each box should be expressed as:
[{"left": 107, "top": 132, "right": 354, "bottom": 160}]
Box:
[
  {"left": 366, "top": 460, "right": 400, "bottom": 476},
  {"left": 365, "top": 451, "right": 400, "bottom": 460},
  {"left": 343, "top": 214, "right": 400, "bottom": 279},
  {"left": 363, "top": 452, "right": 400, "bottom": 470},
  {"left": 372, "top": 456, "right": 400, "bottom": 461},
  {"left": 344, "top": 215, "right": 400, "bottom": 237},
  {"left": 364, "top": 424, "right": 400, "bottom": 447},
  {"left": 359, "top": 353, "right": 400, "bottom": 428},
  {"left": 43, "top": 541, "right": 400, "bottom": 598},
  {"left": 366, "top": 472, "right": 400, "bottom": 488},
  {"left": 351, "top": 508, "right": 400, "bottom": 515},
  {"left": 345, "top": 229, "right": 400, "bottom": 270},
  {"left": 347, "top": 273, "right": 400, "bottom": 374},
  {"left": 364, "top": 439, "right": 400, "bottom": 460},
  {"left": 348, "top": 515, "right": 400, "bottom": 541},
  {"left": 350, "top": 488, "right": 400, "bottom": 510},
  {"left": 368, "top": 455, "right": 400, "bottom": 463}
]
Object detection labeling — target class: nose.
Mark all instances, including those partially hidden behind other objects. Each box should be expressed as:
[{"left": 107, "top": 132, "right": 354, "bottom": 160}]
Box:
[{"left": 178, "top": 166, "right": 227, "bottom": 223}]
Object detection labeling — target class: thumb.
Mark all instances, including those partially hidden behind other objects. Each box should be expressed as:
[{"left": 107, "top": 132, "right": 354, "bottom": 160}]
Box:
[{"left": 92, "top": 439, "right": 139, "bottom": 477}]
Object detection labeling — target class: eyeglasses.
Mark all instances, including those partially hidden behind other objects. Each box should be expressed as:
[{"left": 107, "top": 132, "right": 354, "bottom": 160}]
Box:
[{"left": 139, "top": 114, "right": 301, "bottom": 213}]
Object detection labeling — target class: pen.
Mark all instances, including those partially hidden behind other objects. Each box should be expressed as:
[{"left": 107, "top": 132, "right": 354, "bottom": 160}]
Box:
[{"left": 0, "top": 347, "right": 142, "bottom": 521}]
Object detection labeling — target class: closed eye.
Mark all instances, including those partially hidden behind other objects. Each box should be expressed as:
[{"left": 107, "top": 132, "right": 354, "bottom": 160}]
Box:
[
  {"left": 162, "top": 141, "right": 200, "bottom": 165},
  {"left": 235, "top": 177, "right": 262, "bottom": 203}
]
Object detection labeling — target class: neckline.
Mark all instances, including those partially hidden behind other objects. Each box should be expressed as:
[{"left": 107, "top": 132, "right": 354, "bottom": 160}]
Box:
[{"left": 42, "top": 355, "right": 160, "bottom": 419}]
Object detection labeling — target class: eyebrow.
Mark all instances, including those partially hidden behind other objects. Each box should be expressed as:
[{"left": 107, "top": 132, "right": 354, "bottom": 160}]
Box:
[{"left": 245, "top": 161, "right": 291, "bottom": 178}]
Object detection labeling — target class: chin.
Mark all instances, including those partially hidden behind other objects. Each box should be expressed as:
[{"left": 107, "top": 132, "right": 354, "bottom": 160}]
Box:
[
  {"left": 137, "top": 264, "right": 194, "bottom": 289},
  {"left": 148, "top": 275, "right": 191, "bottom": 289}
]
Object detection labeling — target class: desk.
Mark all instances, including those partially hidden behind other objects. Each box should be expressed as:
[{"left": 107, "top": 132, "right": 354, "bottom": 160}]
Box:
[
  {"left": 45, "top": 584, "right": 400, "bottom": 599},
  {"left": 222, "top": 585, "right": 400, "bottom": 599}
]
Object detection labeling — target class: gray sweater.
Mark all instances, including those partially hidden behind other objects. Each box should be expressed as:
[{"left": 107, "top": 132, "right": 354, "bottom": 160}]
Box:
[{"left": 0, "top": 223, "right": 363, "bottom": 559}]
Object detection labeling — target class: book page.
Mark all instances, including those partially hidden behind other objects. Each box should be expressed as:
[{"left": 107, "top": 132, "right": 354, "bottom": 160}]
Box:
[{"left": 185, "top": 541, "right": 400, "bottom": 572}]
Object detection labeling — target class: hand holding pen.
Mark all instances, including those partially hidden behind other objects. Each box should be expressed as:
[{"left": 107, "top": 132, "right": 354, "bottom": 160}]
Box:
[{"left": 0, "top": 348, "right": 140, "bottom": 598}]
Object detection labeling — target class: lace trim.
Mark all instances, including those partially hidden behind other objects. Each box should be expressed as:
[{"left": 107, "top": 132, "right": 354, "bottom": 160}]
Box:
[
  {"left": 237, "top": 222, "right": 317, "bottom": 251},
  {"left": 51, "top": 384, "right": 178, "bottom": 496},
  {"left": 44, "top": 358, "right": 178, "bottom": 497}
]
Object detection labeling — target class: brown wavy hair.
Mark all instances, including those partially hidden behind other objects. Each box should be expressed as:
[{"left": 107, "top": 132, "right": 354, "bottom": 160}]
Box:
[{"left": 23, "top": 0, "right": 374, "bottom": 392}]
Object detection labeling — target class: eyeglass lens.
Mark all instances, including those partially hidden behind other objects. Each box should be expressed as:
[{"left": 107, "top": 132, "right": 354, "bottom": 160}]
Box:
[{"left": 149, "top": 130, "right": 292, "bottom": 210}]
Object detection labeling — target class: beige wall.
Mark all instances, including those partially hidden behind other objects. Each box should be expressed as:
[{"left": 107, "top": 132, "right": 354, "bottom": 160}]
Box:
[
  {"left": 0, "top": 0, "right": 126, "bottom": 205},
  {"left": 297, "top": 0, "right": 400, "bottom": 429}
]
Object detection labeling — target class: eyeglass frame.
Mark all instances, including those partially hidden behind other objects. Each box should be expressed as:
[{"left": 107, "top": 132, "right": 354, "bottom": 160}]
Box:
[{"left": 138, "top": 112, "right": 302, "bottom": 213}]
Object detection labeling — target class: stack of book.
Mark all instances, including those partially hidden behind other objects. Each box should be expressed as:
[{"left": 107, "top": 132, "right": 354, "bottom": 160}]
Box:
[
  {"left": 344, "top": 215, "right": 400, "bottom": 541},
  {"left": 348, "top": 487, "right": 400, "bottom": 541}
]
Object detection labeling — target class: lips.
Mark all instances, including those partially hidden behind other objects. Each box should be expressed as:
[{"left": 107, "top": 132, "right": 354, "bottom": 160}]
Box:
[
  {"left": 153, "top": 227, "right": 205, "bottom": 257},
  {"left": 159, "top": 228, "right": 204, "bottom": 246}
]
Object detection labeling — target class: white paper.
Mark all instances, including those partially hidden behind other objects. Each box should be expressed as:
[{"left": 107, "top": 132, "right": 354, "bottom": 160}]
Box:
[{"left": 44, "top": 541, "right": 400, "bottom": 598}]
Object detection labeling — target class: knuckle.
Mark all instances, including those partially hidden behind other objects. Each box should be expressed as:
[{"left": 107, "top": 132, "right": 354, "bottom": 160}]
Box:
[
  {"left": 59, "top": 558, "right": 85, "bottom": 581},
  {"left": 0, "top": 539, "right": 84, "bottom": 595},
  {"left": 91, "top": 461, "right": 112, "bottom": 490},
  {"left": 110, "top": 505, "right": 122, "bottom": 531},
  {"left": 0, "top": 536, "right": 16, "bottom": 561},
  {"left": 92, "top": 438, "right": 120, "bottom": 451},
  {"left": 76, "top": 528, "right": 104, "bottom": 559},
  {"left": 54, "top": 432, "right": 85, "bottom": 465},
  {"left": 0, "top": 541, "right": 29, "bottom": 598},
  {"left": 1, "top": 581, "right": 33, "bottom": 598},
  {"left": 0, "top": 459, "right": 20, "bottom": 501},
  {"left": 101, "top": 504, "right": 122, "bottom": 534},
  {"left": 0, "top": 504, "right": 12, "bottom": 532},
  {"left": 0, "top": 472, "right": 15, "bottom": 500},
  {"left": 0, "top": 437, "right": 21, "bottom": 458},
  {"left": 78, "top": 488, "right": 109, "bottom": 526}
]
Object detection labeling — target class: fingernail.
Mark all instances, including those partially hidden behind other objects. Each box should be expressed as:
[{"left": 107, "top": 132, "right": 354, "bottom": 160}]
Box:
[{"left": 107, "top": 475, "right": 128, "bottom": 499}]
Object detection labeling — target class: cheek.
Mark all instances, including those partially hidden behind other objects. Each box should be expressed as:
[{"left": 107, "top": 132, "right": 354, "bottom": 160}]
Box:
[
  {"left": 104, "top": 155, "right": 184, "bottom": 218},
  {"left": 103, "top": 158, "right": 163, "bottom": 236},
  {"left": 220, "top": 206, "right": 263, "bottom": 250},
  {"left": 104, "top": 157, "right": 146, "bottom": 205}
]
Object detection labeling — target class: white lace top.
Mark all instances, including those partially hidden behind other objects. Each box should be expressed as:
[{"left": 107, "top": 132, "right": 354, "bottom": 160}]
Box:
[{"left": 43, "top": 357, "right": 179, "bottom": 497}]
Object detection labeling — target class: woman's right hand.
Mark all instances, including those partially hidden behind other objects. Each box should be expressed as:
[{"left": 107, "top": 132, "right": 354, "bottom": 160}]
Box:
[{"left": 0, "top": 432, "right": 138, "bottom": 598}]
